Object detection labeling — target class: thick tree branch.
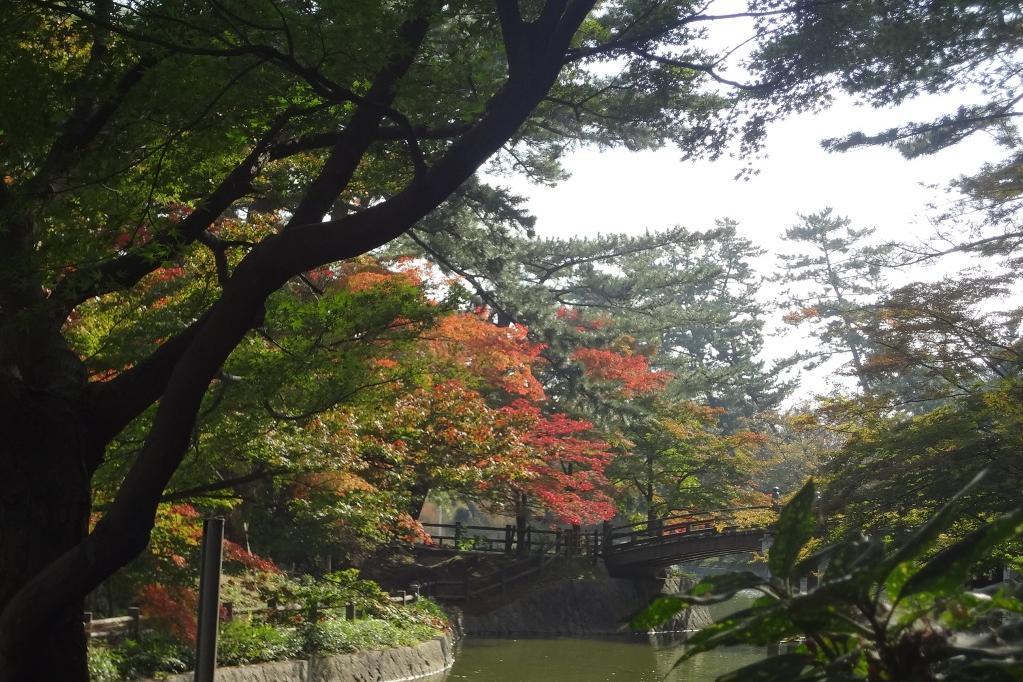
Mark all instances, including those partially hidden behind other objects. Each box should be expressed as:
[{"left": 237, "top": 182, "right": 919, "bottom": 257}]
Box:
[
  {"left": 1, "top": 33, "right": 152, "bottom": 306},
  {"left": 33, "top": 0, "right": 434, "bottom": 176},
  {"left": 0, "top": 1, "right": 598, "bottom": 660},
  {"left": 74, "top": 6, "right": 437, "bottom": 443},
  {"left": 26, "top": 60, "right": 155, "bottom": 200},
  {"left": 196, "top": 230, "right": 255, "bottom": 286},
  {"left": 160, "top": 467, "right": 279, "bottom": 503},
  {"left": 85, "top": 311, "right": 210, "bottom": 449},
  {"left": 284, "top": 4, "right": 435, "bottom": 227}
]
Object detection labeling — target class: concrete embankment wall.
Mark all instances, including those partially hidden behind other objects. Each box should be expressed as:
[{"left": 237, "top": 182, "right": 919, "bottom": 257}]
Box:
[
  {"left": 462, "top": 568, "right": 712, "bottom": 636},
  {"left": 142, "top": 631, "right": 456, "bottom": 682}
]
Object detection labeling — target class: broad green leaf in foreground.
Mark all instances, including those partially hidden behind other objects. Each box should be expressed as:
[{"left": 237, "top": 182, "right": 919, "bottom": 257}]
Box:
[
  {"left": 715, "top": 653, "right": 817, "bottom": 682},
  {"left": 769, "top": 479, "right": 817, "bottom": 579},
  {"left": 899, "top": 507, "right": 1023, "bottom": 600},
  {"left": 673, "top": 604, "right": 801, "bottom": 664},
  {"left": 628, "top": 595, "right": 688, "bottom": 630},
  {"left": 874, "top": 468, "right": 988, "bottom": 583},
  {"left": 630, "top": 573, "right": 769, "bottom": 629}
]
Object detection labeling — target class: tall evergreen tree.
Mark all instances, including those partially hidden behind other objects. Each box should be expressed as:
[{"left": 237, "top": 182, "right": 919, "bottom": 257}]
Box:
[{"left": 776, "top": 209, "right": 888, "bottom": 393}]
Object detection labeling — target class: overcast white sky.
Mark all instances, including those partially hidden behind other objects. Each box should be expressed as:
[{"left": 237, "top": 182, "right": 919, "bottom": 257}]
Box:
[
  {"left": 503, "top": 92, "right": 1000, "bottom": 249},
  {"left": 492, "top": 91, "right": 1004, "bottom": 398}
]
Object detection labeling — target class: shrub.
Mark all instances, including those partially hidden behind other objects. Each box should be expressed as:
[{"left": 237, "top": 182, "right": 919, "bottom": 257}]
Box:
[
  {"left": 405, "top": 597, "right": 448, "bottom": 629},
  {"left": 217, "top": 619, "right": 302, "bottom": 666},
  {"left": 115, "top": 633, "right": 192, "bottom": 679},
  {"left": 263, "top": 570, "right": 391, "bottom": 624},
  {"left": 135, "top": 583, "right": 199, "bottom": 642},
  {"left": 87, "top": 644, "right": 121, "bottom": 682},
  {"left": 102, "top": 573, "right": 448, "bottom": 678}
]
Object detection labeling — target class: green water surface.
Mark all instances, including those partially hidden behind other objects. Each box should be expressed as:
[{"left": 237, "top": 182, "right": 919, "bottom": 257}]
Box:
[{"left": 424, "top": 636, "right": 764, "bottom": 681}]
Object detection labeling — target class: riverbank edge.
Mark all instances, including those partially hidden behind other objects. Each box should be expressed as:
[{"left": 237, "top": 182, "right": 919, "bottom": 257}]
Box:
[{"left": 139, "top": 627, "right": 459, "bottom": 682}]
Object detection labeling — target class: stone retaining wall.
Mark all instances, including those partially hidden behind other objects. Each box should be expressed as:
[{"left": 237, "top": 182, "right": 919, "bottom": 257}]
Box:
[
  {"left": 462, "top": 567, "right": 712, "bottom": 636},
  {"left": 142, "top": 631, "right": 456, "bottom": 682}
]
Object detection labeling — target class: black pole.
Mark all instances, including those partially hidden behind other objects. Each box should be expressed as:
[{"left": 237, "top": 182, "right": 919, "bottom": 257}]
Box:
[{"left": 195, "top": 517, "right": 225, "bottom": 682}]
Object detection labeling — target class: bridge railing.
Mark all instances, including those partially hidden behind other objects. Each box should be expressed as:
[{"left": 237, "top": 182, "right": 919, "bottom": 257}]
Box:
[
  {"left": 418, "top": 522, "right": 600, "bottom": 557},
  {"left": 416, "top": 507, "right": 775, "bottom": 560},
  {"left": 418, "top": 522, "right": 509, "bottom": 553},
  {"left": 605, "top": 506, "right": 776, "bottom": 552}
]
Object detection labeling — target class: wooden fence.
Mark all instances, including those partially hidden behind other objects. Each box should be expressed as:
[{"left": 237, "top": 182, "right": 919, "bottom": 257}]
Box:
[{"left": 84, "top": 591, "right": 417, "bottom": 640}]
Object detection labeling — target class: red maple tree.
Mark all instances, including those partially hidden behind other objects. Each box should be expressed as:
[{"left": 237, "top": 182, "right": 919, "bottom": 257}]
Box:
[{"left": 496, "top": 400, "right": 615, "bottom": 530}]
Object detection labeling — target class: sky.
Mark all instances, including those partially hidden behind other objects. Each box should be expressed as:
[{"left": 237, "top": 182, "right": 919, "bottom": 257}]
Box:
[
  {"left": 501, "top": 91, "right": 1001, "bottom": 252},
  {"left": 496, "top": 0, "right": 1006, "bottom": 253},
  {"left": 492, "top": 91, "right": 1005, "bottom": 398}
]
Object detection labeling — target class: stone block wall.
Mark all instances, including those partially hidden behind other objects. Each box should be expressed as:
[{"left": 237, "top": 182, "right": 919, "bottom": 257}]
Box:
[{"left": 140, "top": 632, "right": 455, "bottom": 682}]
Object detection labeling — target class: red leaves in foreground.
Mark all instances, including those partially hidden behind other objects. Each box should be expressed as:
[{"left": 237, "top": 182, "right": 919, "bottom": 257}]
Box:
[
  {"left": 223, "top": 540, "right": 281, "bottom": 574},
  {"left": 136, "top": 583, "right": 198, "bottom": 642}
]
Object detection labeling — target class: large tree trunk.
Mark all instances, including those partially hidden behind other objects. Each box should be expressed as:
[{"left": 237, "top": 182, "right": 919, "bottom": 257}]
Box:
[{"left": 0, "top": 333, "right": 96, "bottom": 681}]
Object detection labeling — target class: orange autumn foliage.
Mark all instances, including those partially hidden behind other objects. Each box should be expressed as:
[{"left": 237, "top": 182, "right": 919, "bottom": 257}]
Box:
[
  {"left": 571, "top": 347, "right": 671, "bottom": 397},
  {"left": 427, "top": 313, "right": 547, "bottom": 400}
]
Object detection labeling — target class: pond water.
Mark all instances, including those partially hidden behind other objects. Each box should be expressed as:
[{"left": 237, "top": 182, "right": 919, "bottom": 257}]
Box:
[
  {"left": 425, "top": 636, "right": 764, "bottom": 682},
  {"left": 422, "top": 588, "right": 763, "bottom": 681}
]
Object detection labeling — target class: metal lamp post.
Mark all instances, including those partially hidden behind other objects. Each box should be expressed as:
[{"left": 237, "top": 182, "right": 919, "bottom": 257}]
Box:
[{"left": 195, "top": 517, "right": 225, "bottom": 682}]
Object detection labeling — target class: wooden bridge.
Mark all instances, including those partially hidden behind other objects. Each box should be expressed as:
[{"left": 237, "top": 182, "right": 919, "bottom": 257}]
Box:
[
  {"left": 416, "top": 505, "right": 775, "bottom": 588},
  {"left": 600, "top": 506, "right": 775, "bottom": 577}
]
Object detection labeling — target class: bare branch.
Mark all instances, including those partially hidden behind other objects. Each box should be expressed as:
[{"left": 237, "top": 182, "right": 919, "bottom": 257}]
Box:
[
  {"left": 407, "top": 230, "right": 517, "bottom": 323},
  {"left": 565, "top": 0, "right": 844, "bottom": 62}
]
